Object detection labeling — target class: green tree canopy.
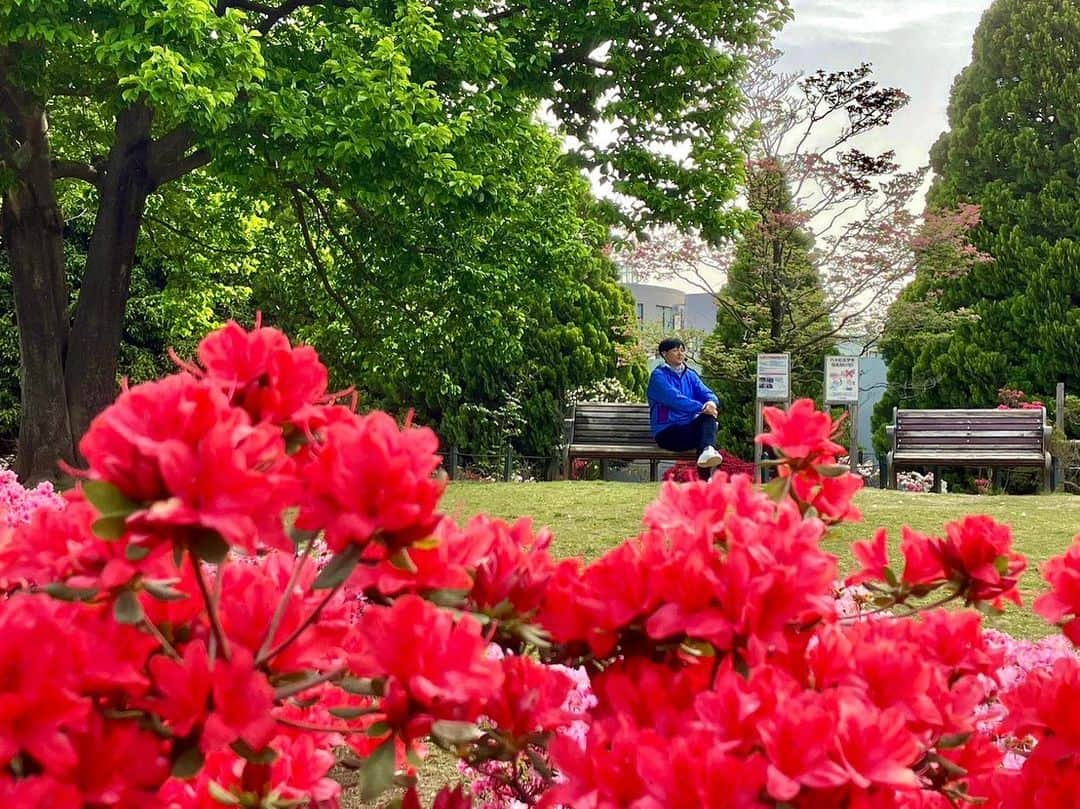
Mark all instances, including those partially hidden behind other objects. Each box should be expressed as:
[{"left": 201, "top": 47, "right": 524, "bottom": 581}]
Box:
[
  {"left": 1, "top": 0, "right": 789, "bottom": 480},
  {"left": 877, "top": 0, "right": 1080, "bottom": 427}
]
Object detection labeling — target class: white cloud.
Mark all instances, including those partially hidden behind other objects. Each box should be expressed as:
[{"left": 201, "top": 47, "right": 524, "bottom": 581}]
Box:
[{"left": 783, "top": 0, "right": 991, "bottom": 44}]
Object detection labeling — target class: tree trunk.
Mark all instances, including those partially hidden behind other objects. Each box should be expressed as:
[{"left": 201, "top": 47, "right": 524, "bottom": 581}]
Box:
[
  {"left": 1, "top": 103, "right": 75, "bottom": 482},
  {"left": 6, "top": 103, "right": 156, "bottom": 482},
  {"left": 64, "top": 104, "right": 155, "bottom": 442}
]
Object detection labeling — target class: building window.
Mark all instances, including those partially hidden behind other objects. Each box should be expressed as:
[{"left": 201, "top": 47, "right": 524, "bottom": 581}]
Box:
[
  {"left": 656, "top": 304, "right": 674, "bottom": 331},
  {"left": 636, "top": 302, "right": 644, "bottom": 322}
]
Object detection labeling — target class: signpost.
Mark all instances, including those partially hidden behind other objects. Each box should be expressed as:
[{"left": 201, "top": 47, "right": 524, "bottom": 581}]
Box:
[
  {"left": 824, "top": 356, "right": 861, "bottom": 473},
  {"left": 755, "top": 354, "right": 790, "bottom": 482}
]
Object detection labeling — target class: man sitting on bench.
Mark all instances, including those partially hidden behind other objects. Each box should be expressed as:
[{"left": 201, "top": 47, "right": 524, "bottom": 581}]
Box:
[{"left": 647, "top": 338, "right": 724, "bottom": 479}]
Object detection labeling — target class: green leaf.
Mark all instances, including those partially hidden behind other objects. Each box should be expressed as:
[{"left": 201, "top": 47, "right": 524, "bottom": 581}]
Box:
[
  {"left": 883, "top": 566, "right": 899, "bottom": 588},
  {"left": 43, "top": 582, "right": 99, "bottom": 602},
  {"left": 114, "top": 589, "right": 145, "bottom": 625},
  {"left": 388, "top": 548, "right": 417, "bottom": 573},
  {"left": 143, "top": 578, "right": 188, "bottom": 601},
  {"left": 814, "top": 463, "right": 851, "bottom": 478},
  {"left": 190, "top": 529, "right": 229, "bottom": 564},
  {"left": 313, "top": 544, "right": 362, "bottom": 590},
  {"left": 679, "top": 638, "right": 716, "bottom": 658},
  {"left": 229, "top": 739, "right": 279, "bottom": 764},
  {"left": 93, "top": 515, "right": 129, "bottom": 541},
  {"left": 339, "top": 677, "right": 384, "bottom": 696},
  {"left": 125, "top": 542, "right": 152, "bottom": 561},
  {"left": 425, "top": 588, "right": 468, "bottom": 608},
  {"left": 412, "top": 537, "right": 440, "bottom": 550},
  {"left": 328, "top": 705, "right": 379, "bottom": 719},
  {"left": 360, "top": 737, "right": 396, "bottom": 802},
  {"left": 171, "top": 745, "right": 205, "bottom": 779},
  {"left": 365, "top": 721, "right": 392, "bottom": 737},
  {"left": 937, "top": 732, "right": 972, "bottom": 749},
  {"left": 761, "top": 476, "right": 788, "bottom": 502},
  {"left": 526, "top": 746, "right": 553, "bottom": 780},
  {"left": 83, "top": 480, "right": 139, "bottom": 516},
  {"left": 207, "top": 780, "right": 241, "bottom": 805},
  {"left": 431, "top": 720, "right": 485, "bottom": 744}
]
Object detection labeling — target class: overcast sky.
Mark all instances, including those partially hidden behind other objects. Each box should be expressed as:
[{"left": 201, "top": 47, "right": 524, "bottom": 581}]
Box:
[{"left": 775, "top": 0, "right": 993, "bottom": 174}]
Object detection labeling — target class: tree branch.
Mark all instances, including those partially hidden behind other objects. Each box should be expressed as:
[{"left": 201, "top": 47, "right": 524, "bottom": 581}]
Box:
[
  {"left": 51, "top": 159, "right": 100, "bottom": 186},
  {"left": 152, "top": 148, "right": 212, "bottom": 188},
  {"left": 289, "top": 187, "right": 371, "bottom": 341}
]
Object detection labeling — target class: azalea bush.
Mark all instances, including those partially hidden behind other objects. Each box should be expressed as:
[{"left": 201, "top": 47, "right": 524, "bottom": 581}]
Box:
[
  {"left": 3, "top": 323, "right": 1080, "bottom": 807},
  {"left": 0, "top": 469, "right": 64, "bottom": 529}
]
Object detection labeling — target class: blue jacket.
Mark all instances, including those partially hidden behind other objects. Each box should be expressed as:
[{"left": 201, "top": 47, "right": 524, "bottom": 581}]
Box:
[{"left": 647, "top": 364, "right": 719, "bottom": 437}]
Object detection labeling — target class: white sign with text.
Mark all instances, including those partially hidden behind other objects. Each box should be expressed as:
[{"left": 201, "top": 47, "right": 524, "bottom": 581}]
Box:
[
  {"left": 824, "top": 356, "right": 860, "bottom": 404},
  {"left": 756, "top": 353, "right": 790, "bottom": 401}
]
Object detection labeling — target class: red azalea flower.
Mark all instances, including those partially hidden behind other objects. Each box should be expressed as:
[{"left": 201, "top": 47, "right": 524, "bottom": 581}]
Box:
[
  {"left": 200, "top": 647, "right": 278, "bottom": 754},
  {"left": 196, "top": 320, "right": 329, "bottom": 425},
  {"left": 350, "top": 596, "right": 501, "bottom": 726},
  {"left": 80, "top": 373, "right": 296, "bottom": 553},
  {"left": 757, "top": 398, "right": 846, "bottom": 462},
  {"left": 483, "top": 656, "right": 575, "bottom": 742},
  {"left": 461, "top": 515, "right": 558, "bottom": 616},
  {"left": 1035, "top": 534, "right": 1080, "bottom": 642},
  {"left": 899, "top": 526, "right": 948, "bottom": 586},
  {"left": 938, "top": 516, "right": 1025, "bottom": 607},
  {"left": 218, "top": 554, "right": 352, "bottom": 673},
  {"left": 0, "top": 597, "right": 91, "bottom": 774},
  {"left": 295, "top": 413, "right": 445, "bottom": 556},
  {"left": 848, "top": 528, "right": 890, "bottom": 586},
  {"left": 139, "top": 641, "right": 213, "bottom": 738}
]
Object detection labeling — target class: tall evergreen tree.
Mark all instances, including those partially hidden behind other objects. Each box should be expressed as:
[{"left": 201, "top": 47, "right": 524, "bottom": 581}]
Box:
[
  {"left": 877, "top": 0, "right": 1080, "bottom": 425},
  {"left": 704, "top": 163, "right": 834, "bottom": 455}
]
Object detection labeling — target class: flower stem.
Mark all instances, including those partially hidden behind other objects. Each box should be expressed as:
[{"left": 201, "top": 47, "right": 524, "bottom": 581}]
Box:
[
  {"left": 274, "top": 665, "right": 346, "bottom": 700},
  {"left": 194, "top": 560, "right": 231, "bottom": 662},
  {"left": 257, "top": 579, "right": 343, "bottom": 667},
  {"left": 141, "top": 617, "right": 181, "bottom": 661},
  {"left": 257, "top": 535, "right": 315, "bottom": 662}
]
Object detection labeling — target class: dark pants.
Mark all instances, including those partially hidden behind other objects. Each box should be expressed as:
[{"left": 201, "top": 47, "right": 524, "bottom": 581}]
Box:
[{"left": 655, "top": 415, "right": 718, "bottom": 480}]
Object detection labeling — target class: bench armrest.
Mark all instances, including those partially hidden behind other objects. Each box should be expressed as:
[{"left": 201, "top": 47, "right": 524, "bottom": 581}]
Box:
[{"left": 885, "top": 425, "right": 895, "bottom": 451}]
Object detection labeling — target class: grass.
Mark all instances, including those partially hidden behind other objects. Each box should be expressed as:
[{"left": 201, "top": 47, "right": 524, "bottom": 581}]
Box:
[
  {"left": 345, "top": 482, "right": 1080, "bottom": 806},
  {"left": 441, "top": 482, "right": 1080, "bottom": 639}
]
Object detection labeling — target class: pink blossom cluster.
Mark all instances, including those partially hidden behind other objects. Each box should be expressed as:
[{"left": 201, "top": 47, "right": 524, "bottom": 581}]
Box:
[{"left": 0, "top": 469, "right": 65, "bottom": 528}]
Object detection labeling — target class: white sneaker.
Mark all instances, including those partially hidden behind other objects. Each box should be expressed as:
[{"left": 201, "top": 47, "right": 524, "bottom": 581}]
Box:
[{"left": 696, "top": 446, "right": 724, "bottom": 468}]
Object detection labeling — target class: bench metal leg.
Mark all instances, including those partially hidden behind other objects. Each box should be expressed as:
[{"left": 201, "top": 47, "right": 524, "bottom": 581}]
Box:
[
  {"left": 933, "top": 467, "right": 943, "bottom": 494},
  {"left": 1044, "top": 461, "right": 1053, "bottom": 494},
  {"left": 600, "top": 460, "right": 609, "bottom": 481},
  {"left": 650, "top": 460, "right": 659, "bottom": 482}
]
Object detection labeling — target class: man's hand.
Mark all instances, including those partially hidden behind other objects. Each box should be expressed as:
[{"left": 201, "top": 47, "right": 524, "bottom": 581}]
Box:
[{"left": 702, "top": 401, "right": 718, "bottom": 418}]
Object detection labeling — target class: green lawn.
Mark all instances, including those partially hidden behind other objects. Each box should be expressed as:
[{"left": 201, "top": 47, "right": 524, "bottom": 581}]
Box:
[{"left": 442, "top": 482, "right": 1080, "bottom": 639}]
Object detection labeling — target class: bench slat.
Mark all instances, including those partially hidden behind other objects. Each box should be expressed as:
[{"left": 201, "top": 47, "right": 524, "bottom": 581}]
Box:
[{"left": 569, "top": 445, "right": 695, "bottom": 459}]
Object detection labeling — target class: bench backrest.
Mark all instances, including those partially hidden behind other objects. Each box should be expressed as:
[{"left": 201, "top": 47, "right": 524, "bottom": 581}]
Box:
[
  {"left": 569, "top": 402, "right": 653, "bottom": 446},
  {"left": 893, "top": 408, "right": 1047, "bottom": 452}
]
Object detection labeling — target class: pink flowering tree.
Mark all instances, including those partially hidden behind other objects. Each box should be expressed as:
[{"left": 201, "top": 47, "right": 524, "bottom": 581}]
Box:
[
  {"left": 1, "top": 321, "right": 1080, "bottom": 807},
  {"left": 615, "top": 48, "right": 990, "bottom": 345}
]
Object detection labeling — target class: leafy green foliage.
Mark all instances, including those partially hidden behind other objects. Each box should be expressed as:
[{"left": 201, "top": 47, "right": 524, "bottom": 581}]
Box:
[
  {"left": 2, "top": 0, "right": 784, "bottom": 470},
  {"left": 878, "top": 0, "right": 1080, "bottom": 428}
]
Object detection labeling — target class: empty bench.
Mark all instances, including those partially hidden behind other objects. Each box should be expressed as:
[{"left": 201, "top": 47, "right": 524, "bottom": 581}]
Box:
[
  {"left": 563, "top": 402, "right": 696, "bottom": 481},
  {"left": 886, "top": 408, "right": 1052, "bottom": 492}
]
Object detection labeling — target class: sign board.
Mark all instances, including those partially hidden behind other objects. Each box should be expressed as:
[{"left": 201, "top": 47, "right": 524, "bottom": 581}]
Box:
[
  {"left": 824, "top": 356, "right": 859, "bottom": 404},
  {"left": 756, "top": 353, "right": 790, "bottom": 401}
]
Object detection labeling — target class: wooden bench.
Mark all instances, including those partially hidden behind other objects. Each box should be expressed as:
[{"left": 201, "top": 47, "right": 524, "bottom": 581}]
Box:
[
  {"left": 886, "top": 408, "right": 1052, "bottom": 492},
  {"left": 563, "top": 402, "right": 697, "bottom": 481}
]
